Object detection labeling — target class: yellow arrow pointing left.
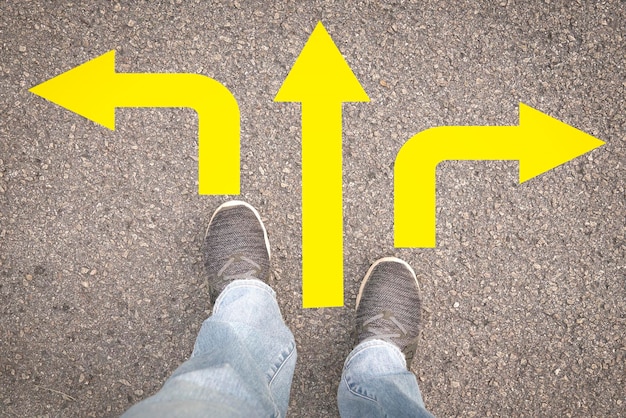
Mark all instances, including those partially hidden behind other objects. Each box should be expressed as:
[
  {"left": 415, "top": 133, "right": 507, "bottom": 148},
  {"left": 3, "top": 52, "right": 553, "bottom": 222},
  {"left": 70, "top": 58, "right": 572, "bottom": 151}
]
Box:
[{"left": 29, "top": 50, "right": 239, "bottom": 195}]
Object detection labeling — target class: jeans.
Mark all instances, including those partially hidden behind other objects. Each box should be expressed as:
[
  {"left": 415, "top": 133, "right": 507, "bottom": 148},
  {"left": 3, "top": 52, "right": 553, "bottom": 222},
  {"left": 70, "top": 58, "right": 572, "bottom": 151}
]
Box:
[{"left": 122, "top": 279, "right": 433, "bottom": 417}]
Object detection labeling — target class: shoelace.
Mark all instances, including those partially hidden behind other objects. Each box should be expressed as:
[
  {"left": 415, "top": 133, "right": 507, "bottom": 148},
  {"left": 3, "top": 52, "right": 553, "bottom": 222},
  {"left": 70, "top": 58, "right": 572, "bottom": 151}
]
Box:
[
  {"left": 216, "top": 254, "right": 263, "bottom": 283},
  {"left": 361, "top": 310, "right": 418, "bottom": 365},
  {"left": 362, "top": 310, "right": 409, "bottom": 342}
]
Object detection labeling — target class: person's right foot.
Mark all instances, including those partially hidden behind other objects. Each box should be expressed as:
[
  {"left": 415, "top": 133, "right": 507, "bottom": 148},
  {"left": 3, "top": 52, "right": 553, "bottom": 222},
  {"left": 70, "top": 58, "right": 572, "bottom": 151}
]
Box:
[{"left": 355, "top": 257, "right": 423, "bottom": 366}]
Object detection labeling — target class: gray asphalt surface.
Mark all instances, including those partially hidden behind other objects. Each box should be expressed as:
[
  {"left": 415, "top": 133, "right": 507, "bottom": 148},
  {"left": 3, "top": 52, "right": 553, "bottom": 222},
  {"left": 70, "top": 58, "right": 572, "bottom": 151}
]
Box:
[{"left": 1, "top": 0, "right": 624, "bottom": 416}]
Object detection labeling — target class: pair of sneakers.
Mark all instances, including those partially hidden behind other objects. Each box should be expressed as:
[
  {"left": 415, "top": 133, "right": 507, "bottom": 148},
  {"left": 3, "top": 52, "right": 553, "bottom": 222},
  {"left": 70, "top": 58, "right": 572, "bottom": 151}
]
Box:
[{"left": 205, "top": 201, "right": 422, "bottom": 366}]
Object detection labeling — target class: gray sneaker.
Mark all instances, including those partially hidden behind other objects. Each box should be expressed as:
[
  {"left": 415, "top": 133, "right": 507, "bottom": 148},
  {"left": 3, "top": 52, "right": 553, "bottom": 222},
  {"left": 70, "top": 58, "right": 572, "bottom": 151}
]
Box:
[
  {"left": 355, "top": 257, "right": 423, "bottom": 366},
  {"left": 204, "top": 200, "right": 271, "bottom": 302}
]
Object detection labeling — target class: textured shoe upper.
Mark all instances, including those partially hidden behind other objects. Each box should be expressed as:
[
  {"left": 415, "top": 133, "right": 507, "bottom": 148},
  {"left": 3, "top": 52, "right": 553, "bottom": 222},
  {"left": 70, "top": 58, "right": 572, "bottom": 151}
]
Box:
[
  {"left": 356, "top": 259, "right": 422, "bottom": 364},
  {"left": 204, "top": 202, "right": 270, "bottom": 302}
]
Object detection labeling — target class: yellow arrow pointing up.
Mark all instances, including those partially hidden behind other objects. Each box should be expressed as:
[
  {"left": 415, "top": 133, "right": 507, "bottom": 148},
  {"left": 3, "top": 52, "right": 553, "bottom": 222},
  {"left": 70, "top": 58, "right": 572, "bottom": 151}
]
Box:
[
  {"left": 29, "top": 50, "right": 239, "bottom": 195},
  {"left": 395, "top": 103, "right": 605, "bottom": 248},
  {"left": 275, "top": 22, "right": 369, "bottom": 308}
]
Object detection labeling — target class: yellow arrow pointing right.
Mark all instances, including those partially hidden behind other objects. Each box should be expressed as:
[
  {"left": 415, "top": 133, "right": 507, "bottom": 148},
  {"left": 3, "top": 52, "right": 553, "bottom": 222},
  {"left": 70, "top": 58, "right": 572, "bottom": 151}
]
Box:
[{"left": 395, "top": 103, "right": 605, "bottom": 248}]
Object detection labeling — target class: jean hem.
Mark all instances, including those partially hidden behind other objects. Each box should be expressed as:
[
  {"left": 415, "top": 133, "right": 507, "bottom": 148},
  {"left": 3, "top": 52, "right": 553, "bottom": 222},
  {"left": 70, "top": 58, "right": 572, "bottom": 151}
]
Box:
[
  {"left": 344, "top": 339, "right": 407, "bottom": 371},
  {"left": 213, "top": 279, "right": 276, "bottom": 313}
]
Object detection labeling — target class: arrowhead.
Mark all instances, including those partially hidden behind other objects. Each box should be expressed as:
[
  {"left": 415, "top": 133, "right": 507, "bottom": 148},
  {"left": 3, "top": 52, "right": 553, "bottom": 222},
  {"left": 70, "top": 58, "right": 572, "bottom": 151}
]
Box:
[
  {"left": 518, "top": 103, "right": 605, "bottom": 183},
  {"left": 274, "top": 22, "right": 369, "bottom": 103},
  {"left": 29, "top": 50, "right": 117, "bottom": 129}
]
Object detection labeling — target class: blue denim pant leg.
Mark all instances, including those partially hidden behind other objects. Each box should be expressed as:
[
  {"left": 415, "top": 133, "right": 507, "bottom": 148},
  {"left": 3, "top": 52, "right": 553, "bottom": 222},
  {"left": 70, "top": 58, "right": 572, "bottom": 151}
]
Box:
[
  {"left": 122, "top": 279, "right": 297, "bottom": 418},
  {"left": 337, "top": 339, "right": 434, "bottom": 418}
]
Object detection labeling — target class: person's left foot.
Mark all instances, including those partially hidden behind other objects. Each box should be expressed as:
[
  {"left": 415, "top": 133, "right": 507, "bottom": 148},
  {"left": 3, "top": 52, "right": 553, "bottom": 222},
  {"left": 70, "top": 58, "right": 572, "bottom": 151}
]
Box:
[{"left": 204, "top": 200, "right": 271, "bottom": 302}]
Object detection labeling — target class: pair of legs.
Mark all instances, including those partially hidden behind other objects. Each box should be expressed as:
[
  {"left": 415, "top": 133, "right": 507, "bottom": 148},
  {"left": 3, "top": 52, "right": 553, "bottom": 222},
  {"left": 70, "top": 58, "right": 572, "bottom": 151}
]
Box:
[{"left": 123, "top": 201, "right": 433, "bottom": 417}]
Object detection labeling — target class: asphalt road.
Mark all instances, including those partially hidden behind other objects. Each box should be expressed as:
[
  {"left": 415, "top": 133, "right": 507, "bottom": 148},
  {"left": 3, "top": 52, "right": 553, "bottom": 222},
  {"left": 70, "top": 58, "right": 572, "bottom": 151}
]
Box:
[{"left": 1, "top": 1, "right": 624, "bottom": 416}]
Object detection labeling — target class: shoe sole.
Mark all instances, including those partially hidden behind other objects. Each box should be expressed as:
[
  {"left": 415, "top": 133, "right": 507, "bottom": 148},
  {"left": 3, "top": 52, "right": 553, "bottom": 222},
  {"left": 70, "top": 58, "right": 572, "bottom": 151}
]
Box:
[
  {"left": 355, "top": 257, "right": 420, "bottom": 311},
  {"left": 204, "top": 200, "right": 271, "bottom": 259}
]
